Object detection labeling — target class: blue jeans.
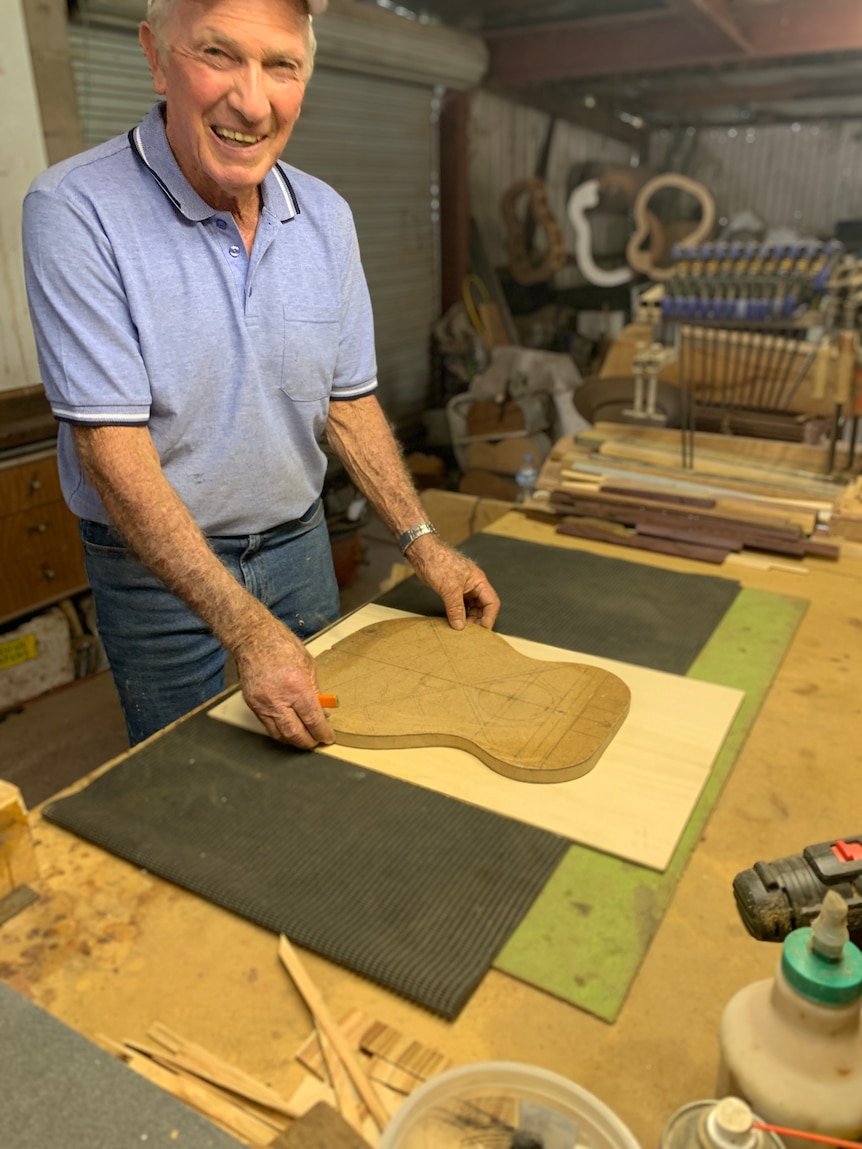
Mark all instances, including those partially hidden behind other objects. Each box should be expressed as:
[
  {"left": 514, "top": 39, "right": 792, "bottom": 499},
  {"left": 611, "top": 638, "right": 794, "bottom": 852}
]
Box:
[{"left": 80, "top": 498, "right": 340, "bottom": 746}]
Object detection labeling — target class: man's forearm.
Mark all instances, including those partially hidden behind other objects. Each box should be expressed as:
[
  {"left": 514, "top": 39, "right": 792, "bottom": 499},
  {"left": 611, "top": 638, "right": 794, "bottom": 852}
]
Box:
[
  {"left": 325, "top": 394, "right": 500, "bottom": 628},
  {"left": 324, "top": 395, "right": 428, "bottom": 539},
  {"left": 72, "top": 425, "right": 271, "bottom": 651}
]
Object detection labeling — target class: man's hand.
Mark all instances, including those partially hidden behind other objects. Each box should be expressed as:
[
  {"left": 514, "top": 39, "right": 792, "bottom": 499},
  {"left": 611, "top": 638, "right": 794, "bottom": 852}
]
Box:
[
  {"left": 232, "top": 613, "right": 335, "bottom": 750},
  {"left": 405, "top": 534, "right": 500, "bottom": 630}
]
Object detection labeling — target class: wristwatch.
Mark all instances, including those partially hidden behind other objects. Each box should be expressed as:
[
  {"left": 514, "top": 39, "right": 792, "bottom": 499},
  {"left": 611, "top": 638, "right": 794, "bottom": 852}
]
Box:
[{"left": 398, "top": 521, "right": 438, "bottom": 555}]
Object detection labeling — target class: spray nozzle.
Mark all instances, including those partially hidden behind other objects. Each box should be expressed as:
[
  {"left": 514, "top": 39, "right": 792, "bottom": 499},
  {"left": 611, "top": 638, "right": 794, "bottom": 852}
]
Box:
[
  {"left": 704, "top": 1098, "right": 758, "bottom": 1149},
  {"left": 810, "top": 888, "right": 850, "bottom": 961}
]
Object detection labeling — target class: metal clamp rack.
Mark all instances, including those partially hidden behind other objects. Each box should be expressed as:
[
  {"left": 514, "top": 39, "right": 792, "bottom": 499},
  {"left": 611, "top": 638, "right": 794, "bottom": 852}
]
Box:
[{"left": 646, "top": 240, "right": 859, "bottom": 472}]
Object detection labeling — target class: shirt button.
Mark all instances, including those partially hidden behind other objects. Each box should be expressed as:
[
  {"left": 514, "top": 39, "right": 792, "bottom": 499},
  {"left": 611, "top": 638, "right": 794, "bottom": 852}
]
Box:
[
  {"left": 229, "top": 244, "right": 240, "bottom": 257},
  {"left": 215, "top": 219, "right": 227, "bottom": 230}
]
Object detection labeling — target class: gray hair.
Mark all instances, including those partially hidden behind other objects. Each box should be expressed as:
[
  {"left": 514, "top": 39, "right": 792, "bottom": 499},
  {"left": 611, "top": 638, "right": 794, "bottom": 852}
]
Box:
[{"left": 145, "top": 0, "right": 317, "bottom": 77}]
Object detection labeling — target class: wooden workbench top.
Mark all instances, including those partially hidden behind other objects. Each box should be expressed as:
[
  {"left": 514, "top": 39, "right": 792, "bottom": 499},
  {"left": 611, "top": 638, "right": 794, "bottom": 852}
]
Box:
[{"left": 2, "top": 513, "right": 860, "bottom": 1148}]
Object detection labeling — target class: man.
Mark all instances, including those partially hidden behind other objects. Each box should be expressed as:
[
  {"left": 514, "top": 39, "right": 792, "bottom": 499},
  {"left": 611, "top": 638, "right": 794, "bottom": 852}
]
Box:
[{"left": 23, "top": 0, "right": 499, "bottom": 749}]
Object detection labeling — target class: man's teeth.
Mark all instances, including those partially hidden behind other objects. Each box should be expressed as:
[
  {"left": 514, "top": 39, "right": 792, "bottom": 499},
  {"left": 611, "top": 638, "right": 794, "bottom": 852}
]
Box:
[{"left": 213, "top": 127, "right": 264, "bottom": 144}]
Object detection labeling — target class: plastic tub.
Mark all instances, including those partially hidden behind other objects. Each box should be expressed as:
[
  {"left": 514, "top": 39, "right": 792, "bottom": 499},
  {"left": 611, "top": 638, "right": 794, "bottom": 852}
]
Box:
[{"left": 378, "top": 1061, "right": 642, "bottom": 1149}]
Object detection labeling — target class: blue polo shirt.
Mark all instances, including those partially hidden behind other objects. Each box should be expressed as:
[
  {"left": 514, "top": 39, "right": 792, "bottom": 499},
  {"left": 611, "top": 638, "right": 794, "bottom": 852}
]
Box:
[{"left": 23, "top": 103, "right": 378, "bottom": 535}]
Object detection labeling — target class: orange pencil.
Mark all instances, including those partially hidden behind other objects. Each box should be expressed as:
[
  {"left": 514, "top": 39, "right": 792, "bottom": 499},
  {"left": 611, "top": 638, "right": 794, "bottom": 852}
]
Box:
[{"left": 317, "top": 693, "right": 339, "bottom": 709}]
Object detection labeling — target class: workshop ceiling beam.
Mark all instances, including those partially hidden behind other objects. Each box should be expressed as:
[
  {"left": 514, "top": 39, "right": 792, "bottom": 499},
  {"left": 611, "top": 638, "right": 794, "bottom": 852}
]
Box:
[
  {"left": 664, "top": 0, "right": 755, "bottom": 55},
  {"left": 487, "top": 0, "right": 862, "bottom": 86},
  {"left": 638, "top": 74, "right": 862, "bottom": 112},
  {"left": 500, "top": 86, "right": 646, "bottom": 148}
]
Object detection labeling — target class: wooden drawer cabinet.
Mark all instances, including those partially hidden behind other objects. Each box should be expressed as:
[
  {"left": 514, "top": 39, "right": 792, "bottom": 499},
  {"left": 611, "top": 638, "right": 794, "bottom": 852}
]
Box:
[
  {"left": 0, "top": 449, "right": 87, "bottom": 624},
  {"left": 0, "top": 454, "right": 64, "bottom": 516}
]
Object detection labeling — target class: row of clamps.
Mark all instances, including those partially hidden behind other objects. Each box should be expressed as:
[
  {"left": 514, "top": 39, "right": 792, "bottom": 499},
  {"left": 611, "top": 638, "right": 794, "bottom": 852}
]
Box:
[{"left": 660, "top": 239, "right": 844, "bottom": 322}]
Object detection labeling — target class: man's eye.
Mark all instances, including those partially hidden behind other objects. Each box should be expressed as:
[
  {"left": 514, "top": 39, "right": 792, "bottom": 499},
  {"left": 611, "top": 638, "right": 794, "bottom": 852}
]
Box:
[{"left": 203, "top": 47, "right": 228, "bottom": 60}]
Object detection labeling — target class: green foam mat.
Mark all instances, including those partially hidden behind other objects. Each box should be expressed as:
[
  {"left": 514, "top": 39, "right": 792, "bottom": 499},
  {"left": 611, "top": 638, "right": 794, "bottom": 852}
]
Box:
[{"left": 493, "top": 586, "right": 808, "bottom": 1022}]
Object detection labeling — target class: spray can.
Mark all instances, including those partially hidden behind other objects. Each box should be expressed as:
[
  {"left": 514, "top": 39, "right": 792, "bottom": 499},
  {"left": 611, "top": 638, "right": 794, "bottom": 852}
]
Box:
[
  {"left": 717, "top": 890, "right": 862, "bottom": 1147},
  {"left": 661, "top": 1096, "right": 784, "bottom": 1149}
]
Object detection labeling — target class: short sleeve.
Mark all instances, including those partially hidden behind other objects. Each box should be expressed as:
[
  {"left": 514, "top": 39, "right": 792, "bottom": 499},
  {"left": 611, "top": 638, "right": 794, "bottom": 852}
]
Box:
[
  {"left": 23, "top": 188, "right": 151, "bottom": 424},
  {"left": 332, "top": 203, "right": 378, "bottom": 400}
]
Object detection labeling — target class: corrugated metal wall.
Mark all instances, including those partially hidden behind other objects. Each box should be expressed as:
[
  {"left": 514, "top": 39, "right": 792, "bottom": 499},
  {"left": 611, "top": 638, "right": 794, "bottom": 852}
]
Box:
[
  {"left": 650, "top": 120, "right": 862, "bottom": 237},
  {"left": 469, "top": 89, "right": 635, "bottom": 276},
  {"left": 66, "top": 21, "right": 442, "bottom": 435}
]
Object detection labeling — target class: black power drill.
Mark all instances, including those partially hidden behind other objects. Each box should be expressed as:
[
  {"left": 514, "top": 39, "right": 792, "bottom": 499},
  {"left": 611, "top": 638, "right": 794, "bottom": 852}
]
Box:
[{"left": 733, "top": 835, "right": 862, "bottom": 948}]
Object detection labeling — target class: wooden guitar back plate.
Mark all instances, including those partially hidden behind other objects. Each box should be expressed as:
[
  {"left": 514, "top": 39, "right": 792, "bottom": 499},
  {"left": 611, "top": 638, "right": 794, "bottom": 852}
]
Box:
[{"left": 316, "top": 617, "right": 630, "bottom": 784}]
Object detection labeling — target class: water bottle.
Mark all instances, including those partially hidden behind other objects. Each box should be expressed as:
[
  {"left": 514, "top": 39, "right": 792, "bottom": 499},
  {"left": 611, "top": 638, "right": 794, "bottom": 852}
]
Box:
[
  {"left": 514, "top": 453, "right": 539, "bottom": 504},
  {"left": 717, "top": 890, "right": 862, "bottom": 1148}
]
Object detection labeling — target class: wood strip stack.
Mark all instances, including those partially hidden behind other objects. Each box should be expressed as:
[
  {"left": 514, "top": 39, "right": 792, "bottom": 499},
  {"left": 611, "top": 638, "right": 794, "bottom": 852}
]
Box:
[
  {"left": 533, "top": 427, "right": 852, "bottom": 569},
  {"left": 100, "top": 943, "right": 456, "bottom": 1147}
]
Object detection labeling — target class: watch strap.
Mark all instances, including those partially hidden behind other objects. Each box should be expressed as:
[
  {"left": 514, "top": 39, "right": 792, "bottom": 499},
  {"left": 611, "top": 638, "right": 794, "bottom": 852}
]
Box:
[{"left": 398, "top": 521, "right": 438, "bottom": 555}]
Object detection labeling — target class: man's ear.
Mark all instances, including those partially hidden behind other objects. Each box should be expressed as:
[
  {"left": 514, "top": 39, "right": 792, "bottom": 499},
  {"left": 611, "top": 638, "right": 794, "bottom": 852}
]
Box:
[{"left": 139, "top": 22, "right": 168, "bottom": 95}]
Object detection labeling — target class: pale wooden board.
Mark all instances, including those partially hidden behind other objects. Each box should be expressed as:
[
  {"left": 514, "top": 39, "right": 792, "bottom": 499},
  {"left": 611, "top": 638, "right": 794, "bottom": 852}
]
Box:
[{"left": 209, "top": 605, "right": 743, "bottom": 871}]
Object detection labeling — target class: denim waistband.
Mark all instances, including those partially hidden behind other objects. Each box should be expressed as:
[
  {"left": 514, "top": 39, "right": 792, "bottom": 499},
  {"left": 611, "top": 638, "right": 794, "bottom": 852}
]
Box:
[{"left": 80, "top": 497, "right": 324, "bottom": 551}]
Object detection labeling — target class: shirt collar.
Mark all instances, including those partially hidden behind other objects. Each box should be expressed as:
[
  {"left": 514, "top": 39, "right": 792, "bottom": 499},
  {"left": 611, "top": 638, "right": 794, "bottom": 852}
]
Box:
[{"left": 131, "top": 103, "right": 299, "bottom": 224}]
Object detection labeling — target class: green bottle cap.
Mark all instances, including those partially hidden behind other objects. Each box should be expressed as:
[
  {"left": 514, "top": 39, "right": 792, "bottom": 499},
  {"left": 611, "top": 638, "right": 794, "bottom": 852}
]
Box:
[{"left": 781, "top": 928, "right": 862, "bottom": 1006}]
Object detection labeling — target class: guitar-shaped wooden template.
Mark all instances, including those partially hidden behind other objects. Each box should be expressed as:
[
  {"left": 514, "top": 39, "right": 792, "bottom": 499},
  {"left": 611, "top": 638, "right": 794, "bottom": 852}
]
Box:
[{"left": 316, "top": 617, "right": 630, "bottom": 783}]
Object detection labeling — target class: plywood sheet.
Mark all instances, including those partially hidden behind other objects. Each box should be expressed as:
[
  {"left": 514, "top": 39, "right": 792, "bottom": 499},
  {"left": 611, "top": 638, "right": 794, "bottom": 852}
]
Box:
[{"left": 210, "top": 606, "right": 744, "bottom": 871}]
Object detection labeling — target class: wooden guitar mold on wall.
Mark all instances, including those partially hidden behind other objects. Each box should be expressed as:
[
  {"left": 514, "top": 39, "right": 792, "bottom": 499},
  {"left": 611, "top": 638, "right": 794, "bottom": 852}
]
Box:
[{"left": 313, "top": 617, "right": 630, "bottom": 783}]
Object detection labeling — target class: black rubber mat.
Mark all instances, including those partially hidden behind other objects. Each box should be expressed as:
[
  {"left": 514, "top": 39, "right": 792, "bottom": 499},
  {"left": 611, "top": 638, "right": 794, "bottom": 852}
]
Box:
[
  {"left": 0, "top": 981, "right": 243, "bottom": 1149},
  {"left": 44, "top": 710, "right": 569, "bottom": 1019},
  {"left": 377, "top": 533, "right": 741, "bottom": 674}
]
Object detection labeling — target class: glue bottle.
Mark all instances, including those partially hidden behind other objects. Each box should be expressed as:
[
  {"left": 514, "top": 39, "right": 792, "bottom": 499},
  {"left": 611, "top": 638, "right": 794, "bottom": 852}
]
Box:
[{"left": 717, "top": 890, "right": 862, "bottom": 1147}]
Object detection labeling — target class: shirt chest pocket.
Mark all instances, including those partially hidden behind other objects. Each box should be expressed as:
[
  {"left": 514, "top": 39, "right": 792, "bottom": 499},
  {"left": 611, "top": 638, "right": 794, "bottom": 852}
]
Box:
[{"left": 280, "top": 305, "right": 341, "bottom": 401}]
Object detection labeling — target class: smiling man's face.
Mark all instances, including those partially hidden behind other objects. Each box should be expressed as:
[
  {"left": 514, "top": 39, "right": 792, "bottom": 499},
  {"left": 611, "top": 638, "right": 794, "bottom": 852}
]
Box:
[{"left": 140, "top": 0, "right": 308, "bottom": 212}]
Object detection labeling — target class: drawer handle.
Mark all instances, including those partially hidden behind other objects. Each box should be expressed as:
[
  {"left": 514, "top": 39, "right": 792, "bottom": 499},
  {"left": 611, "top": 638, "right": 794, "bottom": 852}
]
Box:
[
  {"left": 41, "top": 565, "right": 57, "bottom": 581},
  {"left": 29, "top": 522, "right": 49, "bottom": 534},
  {"left": 29, "top": 476, "right": 42, "bottom": 493}
]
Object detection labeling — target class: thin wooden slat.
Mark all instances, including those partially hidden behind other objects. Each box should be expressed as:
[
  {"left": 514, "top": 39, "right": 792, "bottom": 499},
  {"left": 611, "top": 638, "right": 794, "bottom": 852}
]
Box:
[
  {"left": 318, "top": 1028, "right": 364, "bottom": 1136},
  {"left": 119, "top": 1050, "right": 276, "bottom": 1145},
  {"left": 122, "top": 1039, "right": 289, "bottom": 1128},
  {"left": 556, "top": 518, "right": 730, "bottom": 565},
  {"left": 277, "top": 936, "right": 389, "bottom": 1132},
  {"left": 634, "top": 521, "right": 743, "bottom": 553},
  {"left": 295, "top": 1011, "right": 369, "bottom": 1080},
  {"left": 600, "top": 483, "right": 716, "bottom": 508},
  {"left": 147, "top": 1021, "right": 299, "bottom": 1118}
]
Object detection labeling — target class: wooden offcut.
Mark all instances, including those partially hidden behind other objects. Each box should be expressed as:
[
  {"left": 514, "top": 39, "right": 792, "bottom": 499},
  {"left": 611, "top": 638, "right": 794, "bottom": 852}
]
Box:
[
  {"left": 0, "top": 780, "right": 38, "bottom": 899},
  {"left": 271, "top": 1102, "right": 372, "bottom": 1149},
  {"left": 312, "top": 616, "right": 630, "bottom": 784}
]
